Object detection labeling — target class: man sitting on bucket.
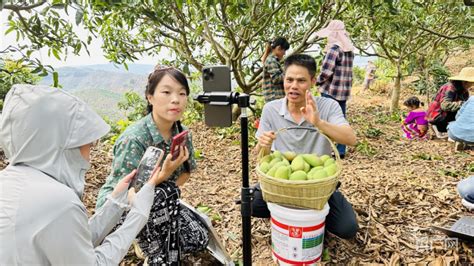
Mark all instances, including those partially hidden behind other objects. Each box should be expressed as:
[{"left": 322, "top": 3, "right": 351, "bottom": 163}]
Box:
[{"left": 252, "top": 53, "right": 359, "bottom": 239}]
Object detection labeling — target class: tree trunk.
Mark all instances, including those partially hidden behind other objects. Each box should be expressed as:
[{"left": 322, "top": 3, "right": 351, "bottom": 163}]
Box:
[
  {"left": 424, "top": 65, "right": 430, "bottom": 105},
  {"left": 390, "top": 64, "right": 402, "bottom": 113}
]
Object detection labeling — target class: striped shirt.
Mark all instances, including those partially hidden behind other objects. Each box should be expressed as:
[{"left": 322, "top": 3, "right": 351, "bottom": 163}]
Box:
[
  {"left": 316, "top": 45, "right": 354, "bottom": 101},
  {"left": 262, "top": 54, "right": 285, "bottom": 102}
]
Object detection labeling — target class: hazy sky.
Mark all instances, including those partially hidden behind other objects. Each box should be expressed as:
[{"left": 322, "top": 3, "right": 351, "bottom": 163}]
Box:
[{"left": 0, "top": 9, "right": 158, "bottom": 68}]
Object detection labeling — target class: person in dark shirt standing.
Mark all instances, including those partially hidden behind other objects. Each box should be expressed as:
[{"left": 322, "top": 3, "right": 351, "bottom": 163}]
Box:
[
  {"left": 315, "top": 20, "right": 355, "bottom": 159},
  {"left": 261, "top": 37, "right": 290, "bottom": 102}
]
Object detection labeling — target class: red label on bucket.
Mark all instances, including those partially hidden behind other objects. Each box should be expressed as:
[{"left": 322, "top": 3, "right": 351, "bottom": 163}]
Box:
[
  {"left": 270, "top": 216, "right": 326, "bottom": 265},
  {"left": 289, "top": 226, "right": 302, "bottom": 238}
]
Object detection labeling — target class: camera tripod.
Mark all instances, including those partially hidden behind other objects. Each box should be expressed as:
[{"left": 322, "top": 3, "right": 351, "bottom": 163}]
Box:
[{"left": 195, "top": 91, "right": 253, "bottom": 266}]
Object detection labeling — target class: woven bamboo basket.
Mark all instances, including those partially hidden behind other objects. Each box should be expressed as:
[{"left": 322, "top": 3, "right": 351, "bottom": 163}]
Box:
[{"left": 256, "top": 126, "right": 341, "bottom": 210}]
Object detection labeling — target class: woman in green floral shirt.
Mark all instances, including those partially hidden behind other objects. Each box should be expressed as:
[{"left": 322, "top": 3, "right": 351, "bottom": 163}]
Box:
[{"left": 96, "top": 66, "right": 208, "bottom": 264}]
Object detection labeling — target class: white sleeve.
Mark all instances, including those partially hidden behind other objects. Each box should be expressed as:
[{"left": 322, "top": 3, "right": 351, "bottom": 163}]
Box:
[
  {"left": 256, "top": 104, "right": 273, "bottom": 138},
  {"left": 88, "top": 190, "right": 128, "bottom": 247},
  {"left": 38, "top": 183, "right": 155, "bottom": 266}
]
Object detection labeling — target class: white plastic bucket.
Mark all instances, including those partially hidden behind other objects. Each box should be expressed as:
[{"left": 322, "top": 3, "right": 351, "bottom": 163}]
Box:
[{"left": 267, "top": 203, "right": 330, "bottom": 265}]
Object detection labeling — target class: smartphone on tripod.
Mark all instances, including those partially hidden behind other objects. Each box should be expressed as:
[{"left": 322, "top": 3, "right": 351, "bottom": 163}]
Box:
[{"left": 202, "top": 66, "right": 233, "bottom": 127}]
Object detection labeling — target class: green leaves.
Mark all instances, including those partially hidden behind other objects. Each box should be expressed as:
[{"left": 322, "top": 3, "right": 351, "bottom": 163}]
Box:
[
  {"left": 52, "top": 71, "right": 59, "bottom": 88},
  {"left": 75, "top": 9, "right": 84, "bottom": 25},
  {"left": 0, "top": 59, "right": 42, "bottom": 110},
  {"left": 344, "top": 0, "right": 471, "bottom": 112}
]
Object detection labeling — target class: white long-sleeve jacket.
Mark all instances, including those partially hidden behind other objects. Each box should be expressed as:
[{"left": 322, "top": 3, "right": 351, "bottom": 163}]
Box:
[{"left": 0, "top": 84, "right": 155, "bottom": 265}]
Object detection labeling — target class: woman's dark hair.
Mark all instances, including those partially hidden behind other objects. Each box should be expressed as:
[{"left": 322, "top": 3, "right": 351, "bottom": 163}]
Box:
[
  {"left": 261, "top": 37, "right": 290, "bottom": 63},
  {"left": 403, "top": 96, "right": 423, "bottom": 108},
  {"left": 451, "top": 80, "right": 465, "bottom": 92},
  {"left": 271, "top": 37, "right": 290, "bottom": 50},
  {"left": 145, "top": 66, "right": 190, "bottom": 114}
]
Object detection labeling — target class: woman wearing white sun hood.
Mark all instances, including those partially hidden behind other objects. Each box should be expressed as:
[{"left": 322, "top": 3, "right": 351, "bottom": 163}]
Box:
[{"left": 0, "top": 84, "right": 167, "bottom": 265}]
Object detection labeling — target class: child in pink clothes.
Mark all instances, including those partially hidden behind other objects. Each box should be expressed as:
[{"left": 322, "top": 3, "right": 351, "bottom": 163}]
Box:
[{"left": 402, "top": 96, "right": 428, "bottom": 140}]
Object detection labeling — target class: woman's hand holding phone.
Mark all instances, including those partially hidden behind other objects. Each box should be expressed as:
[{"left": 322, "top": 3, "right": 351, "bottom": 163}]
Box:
[{"left": 148, "top": 146, "right": 189, "bottom": 186}]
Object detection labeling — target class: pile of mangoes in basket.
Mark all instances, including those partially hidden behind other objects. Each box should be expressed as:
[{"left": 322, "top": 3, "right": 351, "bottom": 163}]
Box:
[{"left": 258, "top": 151, "right": 339, "bottom": 181}]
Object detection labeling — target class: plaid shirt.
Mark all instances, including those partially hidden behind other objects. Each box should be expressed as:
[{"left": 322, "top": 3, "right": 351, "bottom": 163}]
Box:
[
  {"left": 262, "top": 54, "right": 285, "bottom": 102},
  {"left": 316, "top": 45, "right": 354, "bottom": 101},
  {"left": 439, "top": 82, "right": 469, "bottom": 112}
]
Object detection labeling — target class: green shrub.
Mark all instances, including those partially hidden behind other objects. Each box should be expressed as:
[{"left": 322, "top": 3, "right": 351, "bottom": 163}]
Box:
[
  {"left": 353, "top": 66, "right": 365, "bottom": 85},
  {"left": 0, "top": 59, "right": 40, "bottom": 110},
  {"left": 374, "top": 58, "right": 397, "bottom": 83},
  {"left": 356, "top": 139, "right": 377, "bottom": 157},
  {"left": 414, "top": 62, "right": 450, "bottom": 96}
]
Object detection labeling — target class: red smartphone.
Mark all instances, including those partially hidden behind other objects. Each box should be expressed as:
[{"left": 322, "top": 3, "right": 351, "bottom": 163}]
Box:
[
  {"left": 129, "top": 146, "right": 164, "bottom": 190},
  {"left": 170, "top": 130, "right": 188, "bottom": 160}
]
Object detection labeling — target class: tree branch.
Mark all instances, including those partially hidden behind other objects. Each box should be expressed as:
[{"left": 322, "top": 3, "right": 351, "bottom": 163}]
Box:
[
  {"left": 12, "top": 9, "right": 67, "bottom": 47},
  {"left": 4, "top": 1, "right": 47, "bottom": 11},
  {"left": 418, "top": 25, "right": 474, "bottom": 40}
]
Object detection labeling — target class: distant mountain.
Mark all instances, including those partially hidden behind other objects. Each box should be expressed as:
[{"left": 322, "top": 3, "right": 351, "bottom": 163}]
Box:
[
  {"left": 40, "top": 64, "right": 153, "bottom": 93},
  {"left": 75, "top": 64, "right": 155, "bottom": 75},
  {"left": 39, "top": 64, "right": 154, "bottom": 121},
  {"left": 37, "top": 59, "right": 375, "bottom": 122},
  {"left": 73, "top": 89, "right": 124, "bottom": 120}
]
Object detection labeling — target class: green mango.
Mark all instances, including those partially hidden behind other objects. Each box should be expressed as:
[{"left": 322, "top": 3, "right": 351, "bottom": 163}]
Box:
[
  {"left": 281, "top": 158, "right": 290, "bottom": 166},
  {"left": 307, "top": 166, "right": 322, "bottom": 178},
  {"left": 312, "top": 166, "right": 324, "bottom": 171},
  {"left": 197, "top": 206, "right": 212, "bottom": 214},
  {"left": 269, "top": 157, "right": 282, "bottom": 168},
  {"left": 272, "top": 150, "right": 283, "bottom": 159},
  {"left": 309, "top": 169, "right": 328, "bottom": 180},
  {"left": 325, "top": 163, "right": 337, "bottom": 176},
  {"left": 260, "top": 154, "right": 273, "bottom": 164},
  {"left": 302, "top": 154, "right": 323, "bottom": 167},
  {"left": 290, "top": 155, "right": 305, "bottom": 172},
  {"left": 259, "top": 162, "right": 270, "bottom": 173},
  {"left": 275, "top": 166, "right": 291, "bottom": 179},
  {"left": 266, "top": 165, "right": 278, "bottom": 177},
  {"left": 324, "top": 158, "right": 335, "bottom": 167},
  {"left": 289, "top": 170, "right": 307, "bottom": 181},
  {"left": 320, "top": 154, "right": 331, "bottom": 162},
  {"left": 272, "top": 162, "right": 287, "bottom": 170},
  {"left": 307, "top": 169, "right": 315, "bottom": 179},
  {"left": 304, "top": 162, "right": 311, "bottom": 173},
  {"left": 283, "top": 151, "right": 297, "bottom": 161}
]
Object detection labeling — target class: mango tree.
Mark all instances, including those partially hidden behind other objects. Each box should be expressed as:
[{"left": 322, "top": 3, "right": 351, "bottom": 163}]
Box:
[
  {"left": 1, "top": 0, "right": 93, "bottom": 86},
  {"left": 84, "top": 0, "right": 349, "bottom": 93},
  {"left": 345, "top": 0, "right": 472, "bottom": 112}
]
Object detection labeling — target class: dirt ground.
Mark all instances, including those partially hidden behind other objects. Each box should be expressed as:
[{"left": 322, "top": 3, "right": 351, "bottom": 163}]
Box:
[
  {"left": 85, "top": 85, "right": 473, "bottom": 265},
  {"left": 1, "top": 85, "right": 473, "bottom": 265}
]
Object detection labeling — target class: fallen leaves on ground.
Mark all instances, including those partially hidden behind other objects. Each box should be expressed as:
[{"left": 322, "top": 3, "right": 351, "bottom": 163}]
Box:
[{"left": 1, "top": 89, "right": 473, "bottom": 265}]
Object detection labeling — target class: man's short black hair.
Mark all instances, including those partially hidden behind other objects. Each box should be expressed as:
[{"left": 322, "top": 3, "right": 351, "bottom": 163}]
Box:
[{"left": 284, "top": 54, "right": 317, "bottom": 78}]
